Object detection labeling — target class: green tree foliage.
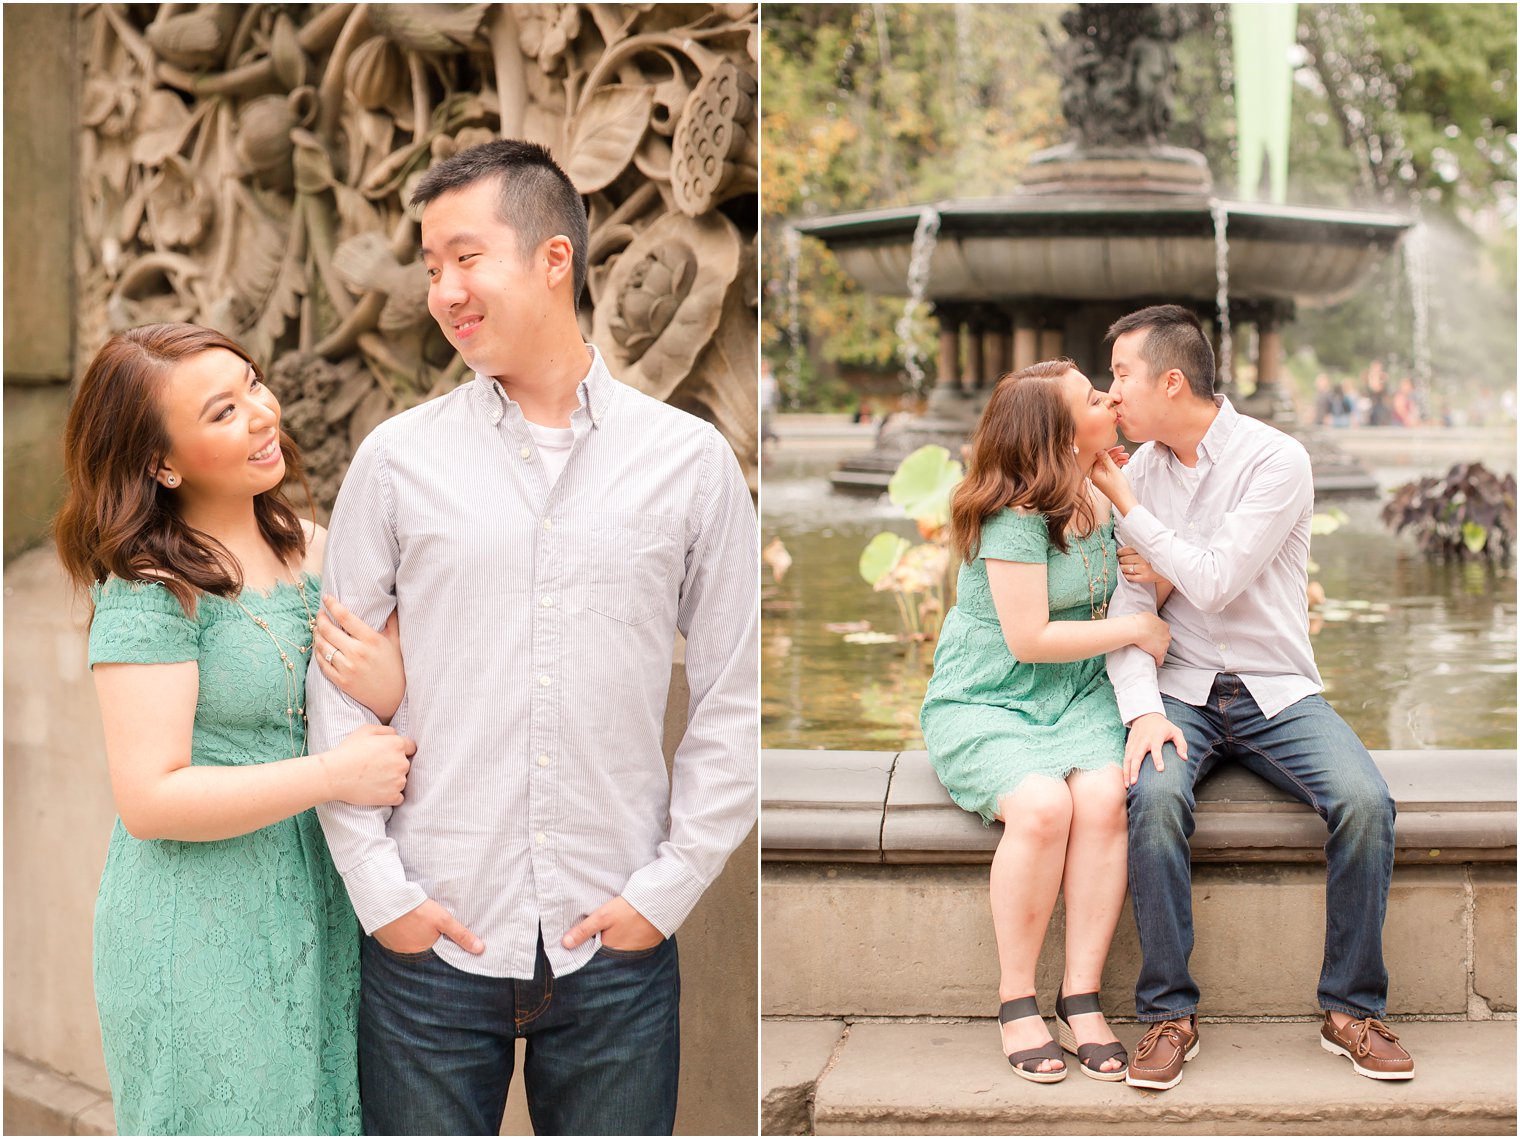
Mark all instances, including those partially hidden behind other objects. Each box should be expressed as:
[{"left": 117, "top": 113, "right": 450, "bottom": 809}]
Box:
[
  {"left": 762, "top": 4, "right": 1065, "bottom": 405},
  {"left": 764, "top": 2, "right": 1516, "bottom": 410}
]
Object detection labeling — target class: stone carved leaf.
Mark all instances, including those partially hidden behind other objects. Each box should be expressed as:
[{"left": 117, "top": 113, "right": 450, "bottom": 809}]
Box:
[
  {"left": 225, "top": 197, "right": 305, "bottom": 362},
  {"left": 130, "top": 91, "right": 196, "bottom": 168},
  {"left": 564, "top": 85, "right": 655, "bottom": 194}
]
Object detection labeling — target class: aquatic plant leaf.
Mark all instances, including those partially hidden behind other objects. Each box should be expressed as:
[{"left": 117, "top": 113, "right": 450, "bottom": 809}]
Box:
[
  {"left": 859, "top": 532, "right": 910, "bottom": 586},
  {"left": 888, "top": 445, "right": 963, "bottom": 528}
]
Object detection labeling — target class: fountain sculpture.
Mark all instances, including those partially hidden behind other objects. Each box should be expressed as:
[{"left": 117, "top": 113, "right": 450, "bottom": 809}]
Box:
[{"left": 797, "top": 3, "right": 1410, "bottom": 496}]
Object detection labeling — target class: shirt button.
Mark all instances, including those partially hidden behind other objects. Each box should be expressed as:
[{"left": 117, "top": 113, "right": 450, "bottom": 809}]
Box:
[
  {"left": 543, "top": 518, "right": 553, "bottom": 530},
  {"left": 540, "top": 596, "right": 553, "bottom": 607},
  {"left": 538, "top": 674, "right": 551, "bottom": 687},
  {"left": 1217, "top": 642, "right": 1227, "bottom": 651},
  {"left": 537, "top": 754, "right": 551, "bottom": 767},
  {"left": 520, "top": 446, "right": 532, "bottom": 459},
  {"left": 536, "top": 832, "right": 547, "bottom": 845}
]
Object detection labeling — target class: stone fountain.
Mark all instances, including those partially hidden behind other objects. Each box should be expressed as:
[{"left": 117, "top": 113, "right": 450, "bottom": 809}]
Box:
[{"left": 797, "top": 3, "right": 1410, "bottom": 496}]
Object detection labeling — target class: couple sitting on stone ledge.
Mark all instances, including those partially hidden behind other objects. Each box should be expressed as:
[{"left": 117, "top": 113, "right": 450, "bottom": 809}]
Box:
[{"left": 919, "top": 304, "right": 1414, "bottom": 1089}]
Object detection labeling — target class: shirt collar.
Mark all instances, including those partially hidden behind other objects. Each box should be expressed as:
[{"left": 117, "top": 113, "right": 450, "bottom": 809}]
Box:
[
  {"left": 468, "top": 344, "right": 614, "bottom": 429},
  {"left": 1197, "top": 395, "right": 1237, "bottom": 462}
]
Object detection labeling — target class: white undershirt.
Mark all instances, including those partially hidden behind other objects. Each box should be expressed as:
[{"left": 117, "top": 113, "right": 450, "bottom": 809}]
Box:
[{"left": 525, "top": 419, "right": 577, "bottom": 486}]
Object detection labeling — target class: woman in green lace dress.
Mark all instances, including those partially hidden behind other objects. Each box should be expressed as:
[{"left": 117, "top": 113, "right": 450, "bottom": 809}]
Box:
[
  {"left": 54, "top": 324, "right": 416, "bottom": 1135},
  {"left": 921, "top": 360, "right": 1186, "bottom": 1084}
]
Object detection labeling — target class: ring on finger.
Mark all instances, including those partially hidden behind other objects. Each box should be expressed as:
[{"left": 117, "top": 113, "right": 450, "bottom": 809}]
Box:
[{"left": 324, "top": 647, "right": 337, "bottom": 665}]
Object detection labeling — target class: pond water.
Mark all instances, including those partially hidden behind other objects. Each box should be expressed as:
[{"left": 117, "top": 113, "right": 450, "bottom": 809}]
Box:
[{"left": 761, "top": 446, "right": 1517, "bottom": 753}]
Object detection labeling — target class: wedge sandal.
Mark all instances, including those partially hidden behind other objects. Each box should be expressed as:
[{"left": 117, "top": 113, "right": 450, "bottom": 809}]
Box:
[
  {"left": 1055, "top": 987, "right": 1129, "bottom": 1081},
  {"left": 998, "top": 996, "right": 1067, "bottom": 1083}
]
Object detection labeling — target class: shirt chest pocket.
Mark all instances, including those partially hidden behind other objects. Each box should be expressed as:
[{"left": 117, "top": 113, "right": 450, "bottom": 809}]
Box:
[{"left": 575, "top": 510, "right": 684, "bottom": 626}]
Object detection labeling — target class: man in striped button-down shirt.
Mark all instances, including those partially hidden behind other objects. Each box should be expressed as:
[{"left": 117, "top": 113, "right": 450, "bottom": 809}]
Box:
[
  {"left": 307, "top": 140, "right": 758, "bottom": 1136},
  {"left": 1095, "top": 305, "right": 1410, "bottom": 1092}
]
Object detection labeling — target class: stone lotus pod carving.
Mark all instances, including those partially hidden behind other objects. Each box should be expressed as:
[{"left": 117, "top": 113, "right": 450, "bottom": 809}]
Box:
[
  {"left": 592, "top": 210, "right": 740, "bottom": 399},
  {"left": 671, "top": 59, "right": 757, "bottom": 217}
]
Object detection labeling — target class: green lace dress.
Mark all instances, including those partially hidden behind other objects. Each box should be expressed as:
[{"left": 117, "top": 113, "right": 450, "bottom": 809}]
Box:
[
  {"left": 88, "top": 575, "right": 360, "bottom": 1136},
  {"left": 921, "top": 509, "right": 1125, "bottom": 823}
]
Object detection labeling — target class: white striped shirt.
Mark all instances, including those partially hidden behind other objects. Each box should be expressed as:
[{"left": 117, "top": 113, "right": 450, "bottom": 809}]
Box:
[
  {"left": 308, "top": 346, "right": 758, "bottom": 979},
  {"left": 1106, "top": 397, "right": 1323, "bottom": 724}
]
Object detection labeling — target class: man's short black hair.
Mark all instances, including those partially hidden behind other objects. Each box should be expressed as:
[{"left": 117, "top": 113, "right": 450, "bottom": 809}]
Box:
[
  {"left": 1105, "top": 304, "right": 1216, "bottom": 400},
  {"left": 411, "top": 139, "right": 589, "bottom": 307}
]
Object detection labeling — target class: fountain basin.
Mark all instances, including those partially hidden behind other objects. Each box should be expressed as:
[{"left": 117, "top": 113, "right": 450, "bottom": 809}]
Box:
[{"left": 797, "top": 197, "right": 1412, "bottom": 307}]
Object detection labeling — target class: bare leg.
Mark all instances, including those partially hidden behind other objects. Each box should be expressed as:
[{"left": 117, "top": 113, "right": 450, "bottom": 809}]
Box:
[
  {"left": 991, "top": 775, "right": 1073, "bottom": 1072},
  {"left": 1060, "top": 765, "right": 1128, "bottom": 1072}
]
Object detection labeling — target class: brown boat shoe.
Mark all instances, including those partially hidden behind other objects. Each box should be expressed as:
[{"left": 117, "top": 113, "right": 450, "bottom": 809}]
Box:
[
  {"left": 1320, "top": 1012, "right": 1415, "bottom": 1080},
  {"left": 1125, "top": 1014, "right": 1199, "bottom": 1091}
]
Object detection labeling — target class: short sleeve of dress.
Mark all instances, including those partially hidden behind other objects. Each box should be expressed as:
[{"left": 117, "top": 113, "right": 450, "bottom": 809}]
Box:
[
  {"left": 89, "top": 577, "right": 200, "bottom": 667},
  {"left": 977, "top": 509, "right": 1049, "bottom": 564}
]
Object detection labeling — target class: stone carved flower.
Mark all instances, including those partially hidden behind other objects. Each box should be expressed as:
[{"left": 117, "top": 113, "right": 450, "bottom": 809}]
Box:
[
  {"left": 345, "top": 36, "right": 411, "bottom": 121},
  {"left": 590, "top": 210, "right": 741, "bottom": 398},
  {"left": 81, "top": 74, "right": 140, "bottom": 140},
  {"left": 143, "top": 155, "right": 214, "bottom": 249},
  {"left": 609, "top": 245, "right": 698, "bottom": 360},
  {"left": 671, "top": 59, "right": 758, "bottom": 217},
  {"left": 516, "top": 4, "right": 582, "bottom": 72}
]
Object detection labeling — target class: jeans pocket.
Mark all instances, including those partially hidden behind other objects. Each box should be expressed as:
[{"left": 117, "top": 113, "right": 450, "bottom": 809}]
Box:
[
  {"left": 370, "top": 936, "right": 438, "bottom": 963},
  {"left": 595, "top": 938, "right": 665, "bottom": 961}
]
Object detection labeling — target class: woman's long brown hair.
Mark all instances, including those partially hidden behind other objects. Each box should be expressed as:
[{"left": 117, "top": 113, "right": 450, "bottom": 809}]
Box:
[
  {"left": 949, "top": 358, "right": 1094, "bottom": 563},
  {"left": 53, "top": 323, "right": 313, "bottom": 616}
]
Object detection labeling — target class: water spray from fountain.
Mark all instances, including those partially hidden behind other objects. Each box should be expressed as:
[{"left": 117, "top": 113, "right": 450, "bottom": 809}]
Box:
[
  {"left": 783, "top": 225, "right": 804, "bottom": 410},
  {"left": 894, "top": 207, "right": 941, "bottom": 399},
  {"left": 1209, "top": 199, "right": 1233, "bottom": 389}
]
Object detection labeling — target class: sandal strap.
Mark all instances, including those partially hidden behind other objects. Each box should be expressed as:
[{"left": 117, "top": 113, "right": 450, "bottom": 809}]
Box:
[
  {"left": 1058, "top": 990, "right": 1104, "bottom": 1018},
  {"left": 1007, "top": 1039, "right": 1065, "bottom": 1071},
  {"left": 1076, "top": 1040, "right": 1128, "bottom": 1069},
  {"left": 998, "top": 996, "right": 1041, "bottom": 1024}
]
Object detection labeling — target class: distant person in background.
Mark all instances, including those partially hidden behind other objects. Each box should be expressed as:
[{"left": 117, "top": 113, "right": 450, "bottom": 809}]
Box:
[
  {"left": 1364, "top": 362, "right": 1395, "bottom": 427},
  {"left": 761, "top": 359, "right": 780, "bottom": 449},
  {"left": 1313, "top": 374, "right": 1353, "bottom": 429},
  {"left": 1392, "top": 378, "right": 1421, "bottom": 427},
  {"left": 1338, "top": 381, "right": 1361, "bottom": 428}
]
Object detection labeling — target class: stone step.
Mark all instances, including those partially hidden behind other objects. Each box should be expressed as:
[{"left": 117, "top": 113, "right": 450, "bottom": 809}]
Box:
[
  {"left": 762, "top": 862, "right": 1516, "bottom": 1020},
  {"left": 763, "top": 1018, "right": 1517, "bottom": 1135}
]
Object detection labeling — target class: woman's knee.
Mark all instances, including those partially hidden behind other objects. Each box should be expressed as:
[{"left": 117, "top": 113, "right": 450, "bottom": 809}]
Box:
[
  {"left": 1069, "top": 766, "right": 1128, "bottom": 835},
  {"left": 1000, "top": 777, "right": 1072, "bottom": 842}
]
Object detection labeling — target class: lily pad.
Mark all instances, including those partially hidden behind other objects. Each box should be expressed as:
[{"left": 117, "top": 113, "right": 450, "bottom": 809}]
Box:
[
  {"left": 888, "top": 445, "right": 963, "bottom": 529},
  {"left": 859, "top": 532, "right": 910, "bottom": 586}
]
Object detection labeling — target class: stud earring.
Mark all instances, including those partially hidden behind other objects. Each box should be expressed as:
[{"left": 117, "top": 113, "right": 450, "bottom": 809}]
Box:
[{"left": 165, "top": 474, "right": 178, "bottom": 486}]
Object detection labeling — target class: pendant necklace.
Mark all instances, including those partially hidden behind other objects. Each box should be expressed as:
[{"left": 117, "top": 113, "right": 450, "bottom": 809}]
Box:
[
  {"left": 1076, "top": 527, "right": 1110, "bottom": 621},
  {"left": 233, "top": 568, "right": 318, "bottom": 758}
]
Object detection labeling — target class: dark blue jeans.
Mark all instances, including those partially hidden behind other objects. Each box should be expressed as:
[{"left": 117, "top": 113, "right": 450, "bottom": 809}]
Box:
[
  {"left": 358, "top": 933, "right": 679, "bottom": 1136},
  {"left": 1128, "top": 675, "right": 1396, "bottom": 1022}
]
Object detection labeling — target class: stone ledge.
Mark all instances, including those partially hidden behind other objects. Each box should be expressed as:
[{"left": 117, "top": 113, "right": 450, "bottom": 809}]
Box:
[
  {"left": 3, "top": 1053, "right": 113, "bottom": 1136},
  {"left": 762, "top": 749, "right": 1517, "bottom": 863},
  {"left": 780, "top": 1018, "right": 1517, "bottom": 1136}
]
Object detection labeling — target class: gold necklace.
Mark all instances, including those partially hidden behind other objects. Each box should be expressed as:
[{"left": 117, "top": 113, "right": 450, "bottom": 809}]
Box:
[
  {"left": 1075, "top": 526, "right": 1110, "bottom": 621},
  {"left": 233, "top": 568, "right": 317, "bottom": 759}
]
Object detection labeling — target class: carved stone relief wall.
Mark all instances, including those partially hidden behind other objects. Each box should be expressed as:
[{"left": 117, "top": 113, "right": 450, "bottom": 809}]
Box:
[{"left": 77, "top": 3, "right": 759, "bottom": 503}]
